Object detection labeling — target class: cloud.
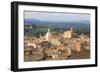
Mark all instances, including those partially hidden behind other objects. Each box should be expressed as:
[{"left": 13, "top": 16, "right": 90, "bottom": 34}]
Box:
[{"left": 24, "top": 11, "right": 90, "bottom": 22}]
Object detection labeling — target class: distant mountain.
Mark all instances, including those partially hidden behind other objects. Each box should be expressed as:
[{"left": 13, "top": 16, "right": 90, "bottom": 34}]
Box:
[
  {"left": 24, "top": 19, "right": 90, "bottom": 29},
  {"left": 24, "top": 19, "right": 42, "bottom": 25}
]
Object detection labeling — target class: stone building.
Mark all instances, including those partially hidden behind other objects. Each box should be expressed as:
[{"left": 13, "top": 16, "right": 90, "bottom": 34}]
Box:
[
  {"left": 63, "top": 28, "right": 73, "bottom": 39},
  {"left": 75, "top": 40, "right": 81, "bottom": 52}
]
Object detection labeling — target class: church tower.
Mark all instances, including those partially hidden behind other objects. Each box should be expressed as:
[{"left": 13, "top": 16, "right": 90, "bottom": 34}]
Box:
[{"left": 45, "top": 29, "right": 51, "bottom": 41}]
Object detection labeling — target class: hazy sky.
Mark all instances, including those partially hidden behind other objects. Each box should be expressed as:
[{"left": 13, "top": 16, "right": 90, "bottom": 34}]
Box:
[{"left": 24, "top": 11, "right": 90, "bottom": 22}]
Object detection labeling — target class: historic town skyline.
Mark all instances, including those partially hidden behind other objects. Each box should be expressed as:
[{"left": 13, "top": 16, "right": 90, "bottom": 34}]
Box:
[{"left": 24, "top": 11, "right": 90, "bottom": 62}]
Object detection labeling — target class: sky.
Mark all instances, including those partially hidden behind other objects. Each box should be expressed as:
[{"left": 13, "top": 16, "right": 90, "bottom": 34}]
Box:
[{"left": 24, "top": 11, "right": 90, "bottom": 22}]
